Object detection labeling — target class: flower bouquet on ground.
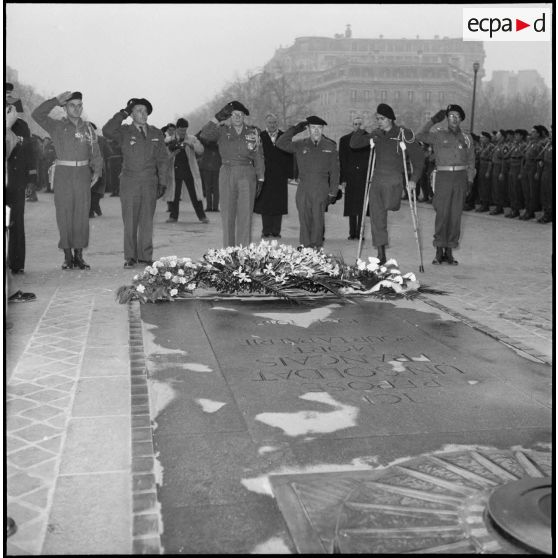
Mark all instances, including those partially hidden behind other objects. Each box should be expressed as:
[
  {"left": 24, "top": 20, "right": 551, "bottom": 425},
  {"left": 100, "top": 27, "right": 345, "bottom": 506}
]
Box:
[{"left": 116, "top": 241, "right": 444, "bottom": 304}]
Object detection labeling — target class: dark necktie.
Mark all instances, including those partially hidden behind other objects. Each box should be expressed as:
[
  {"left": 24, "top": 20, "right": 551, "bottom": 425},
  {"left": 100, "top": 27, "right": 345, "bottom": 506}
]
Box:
[
  {"left": 314, "top": 141, "right": 318, "bottom": 147},
  {"left": 140, "top": 126, "right": 146, "bottom": 139}
]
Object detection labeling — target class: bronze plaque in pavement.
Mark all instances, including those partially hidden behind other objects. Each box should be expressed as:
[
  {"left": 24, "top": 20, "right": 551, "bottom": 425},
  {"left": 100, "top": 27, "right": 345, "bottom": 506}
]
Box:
[{"left": 269, "top": 448, "right": 551, "bottom": 554}]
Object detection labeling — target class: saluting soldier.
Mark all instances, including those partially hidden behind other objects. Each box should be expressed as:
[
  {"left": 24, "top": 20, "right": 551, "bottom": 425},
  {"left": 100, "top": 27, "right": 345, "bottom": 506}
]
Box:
[
  {"left": 276, "top": 116, "right": 339, "bottom": 249},
  {"left": 416, "top": 104, "right": 475, "bottom": 265},
  {"left": 200, "top": 101, "right": 264, "bottom": 247},
  {"left": 338, "top": 115, "right": 370, "bottom": 240},
  {"left": 475, "top": 131, "right": 494, "bottom": 212},
  {"left": 506, "top": 129, "right": 528, "bottom": 219},
  {"left": 520, "top": 125, "right": 548, "bottom": 221},
  {"left": 536, "top": 128, "right": 552, "bottom": 224},
  {"left": 103, "top": 98, "right": 168, "bottom": 268},
  {"left": 32, "top": 91, "right": 102, "bottom": 270},
  {"left": 350, "top": 103, "right": 424, "bottom": 264}
]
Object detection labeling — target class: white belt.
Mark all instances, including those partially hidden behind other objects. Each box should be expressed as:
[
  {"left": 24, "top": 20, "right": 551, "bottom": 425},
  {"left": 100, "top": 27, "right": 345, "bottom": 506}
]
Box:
[
  {"left": 436, "top": 165, "right": 467, "bottom": 171},
  {"left": 56, "top": 159, "right": 89, "bottom": 167}
]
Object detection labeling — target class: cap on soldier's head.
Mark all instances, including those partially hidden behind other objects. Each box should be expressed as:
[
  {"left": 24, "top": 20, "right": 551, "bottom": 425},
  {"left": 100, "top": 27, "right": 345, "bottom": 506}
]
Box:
[
  {"left": 481, "top": 131, "right": 491, "bottom": 140},
  {"left": 67, "top": 92, "right": 82, "bottom": 102},
  {"left": 176, "top": 118, "right": 189, "bottom": 128},
  {"left": 228, "top": 100, "right": 249, "bottom": 115},
  {"left": 127, "top": 98, "right": 153, "bottom": 115},
  {"left": 376, "top": 103, "right": 396, "bottom": 121},
  {"left": 534, "top": 124, "right": 549, "bottom": 136},
  {"left": 446, "top": 104, "right": 465, "bottom": 121},
  {"left": 514, "top": 128, "right": 527, "bottom": 138},
  {"left": 306, "top": 115, "right": 327, "bottom": 126},
  {"left": 5, "top": 82, "right": 14, "bottom": 93}
]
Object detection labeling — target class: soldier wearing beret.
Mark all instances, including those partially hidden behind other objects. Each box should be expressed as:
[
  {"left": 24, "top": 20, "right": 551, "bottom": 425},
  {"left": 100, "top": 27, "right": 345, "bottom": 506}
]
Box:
[
  {"left": 200, "top": 101, "right": 264, "bottom": 247},
  {"left": 488, "top": 129, "right": 508, "bottom": 215},
  {"left": 350, "top": 103, "right": 424, "bottom": 264},
  {"left": 32, "top": 91, "right": 102, "bottom": 270},
  {"left": 276, "top": 115, "right": 340, "bottom": 249},
  {"left": 5, "top": 83, "right": 38, "bottom": 275},
  {"left": 416, "top": 104, "right": 475, "bottom": 265},
  {"left": 537, "top": 126, "right": 553, "bottom": 224},
  {"left": 103, "top": 98, "right": 168, "bottom": 268},
  {"left": 506, "top": 129, "right": 528, "bottom": 219},
  {"left": 475, "top": 131, "right": 494, "bottom": 213}
]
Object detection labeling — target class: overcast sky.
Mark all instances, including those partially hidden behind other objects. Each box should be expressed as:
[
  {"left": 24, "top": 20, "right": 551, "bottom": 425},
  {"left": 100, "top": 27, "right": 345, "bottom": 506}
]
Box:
[{"left": 6, "top": 3, "right": 553, "bottom": 128}]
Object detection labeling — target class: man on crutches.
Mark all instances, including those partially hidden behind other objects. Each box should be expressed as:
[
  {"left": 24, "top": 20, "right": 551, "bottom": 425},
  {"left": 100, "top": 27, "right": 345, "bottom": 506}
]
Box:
[
  {"left": 356, "top": 140, "right": 375, "bottom": 261},
  {"left": 350, "top": 103, "right": 424, "bottom": 264}
]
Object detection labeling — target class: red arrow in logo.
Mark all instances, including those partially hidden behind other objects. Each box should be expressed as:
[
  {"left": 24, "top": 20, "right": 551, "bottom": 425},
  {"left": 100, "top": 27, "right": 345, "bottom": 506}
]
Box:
[{"left": 516, "top": 18, "right": 530, "bottom": 31}]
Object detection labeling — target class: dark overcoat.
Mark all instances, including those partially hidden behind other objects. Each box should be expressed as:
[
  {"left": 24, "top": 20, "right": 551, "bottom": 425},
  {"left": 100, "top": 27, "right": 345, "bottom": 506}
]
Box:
[
  {"left": 339, "top": 131, "right": 370, "bottom": 216},
  {"left": 254, "top": 130, "right": 293, "bottom": 216}
]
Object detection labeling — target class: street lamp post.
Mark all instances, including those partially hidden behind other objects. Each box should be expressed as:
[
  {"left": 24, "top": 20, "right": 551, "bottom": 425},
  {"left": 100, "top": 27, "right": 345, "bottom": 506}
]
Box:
[{"left": 470, "top": 62, "right": 480, "bottom": 133}]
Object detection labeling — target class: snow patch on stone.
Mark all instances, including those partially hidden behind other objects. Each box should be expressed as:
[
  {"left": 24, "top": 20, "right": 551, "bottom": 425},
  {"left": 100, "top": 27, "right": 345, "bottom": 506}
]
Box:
[
  {"left": 182, "top": 363, "right": 213, "bottom": 373},
  {"left": 255, "top": 392, "right": 358, "bottom": 437},
  {"left": 250, "top": 535, "right": 291, "bottom": 554},
  {"left": 196, "top": 398, "right": 226, "bottom": 413},
  {"left": 253, "top": 304, "right": 341, "bottom": 328},
  {"left": 258, "top": 445, "right": 280, "bottom": 455},
  {"left": 142, "top": 322, "right": 188, "bottom": 355},
  {"left": 211, "top": 306, "right": 238, "bottom": 312},
  {"left": 388, "top": 360, "right": 407, "bottom": 372},
  {"left": 148, "top": 379, "right": 176, "bottom": 420}
]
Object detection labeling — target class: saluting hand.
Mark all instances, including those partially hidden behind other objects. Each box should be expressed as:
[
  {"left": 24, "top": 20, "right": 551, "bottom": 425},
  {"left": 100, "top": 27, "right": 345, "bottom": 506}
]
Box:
[
  {"left": 431, "top": 110, "right": 447, "bottom": 124},
  {"left": 56, "top": 91, "right": 74, "bottom": 105}
]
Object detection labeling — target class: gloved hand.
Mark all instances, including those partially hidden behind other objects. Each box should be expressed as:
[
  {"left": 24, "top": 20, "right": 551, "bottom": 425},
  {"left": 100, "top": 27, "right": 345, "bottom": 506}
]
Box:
[
  {"left": 327, "top": 193, "right": 338, "bottom": 206},
  {"left": 255, "top": 180, "right": 264, "bottom": 199},
  {"left": 293, "top": 121, "right": 308, "bottom": 135},
  {"left": 121, "top": 99, "right": 135, "bottom": 117},
  {"left": 215, "top": 104, "right": 233, "bottom": 122},
  {"left": 431, "top": 109, "right": 447, "bottom": 124},
  {"left": 335, "top": 188, "right": 343, "bottom": 201},
  {"left": 157, "top": 184, "right": 166, "bottom": 199}
]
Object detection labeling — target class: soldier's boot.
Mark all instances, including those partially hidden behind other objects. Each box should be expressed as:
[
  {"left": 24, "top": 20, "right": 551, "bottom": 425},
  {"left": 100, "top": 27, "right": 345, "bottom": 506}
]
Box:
[
  {"left": 432, "top": 247, "right": 444, "bottom": 265},
  {"left": 377, "top": 245, "right": 387, "bottom": 265},
  {"left": 62, "top": 249, "right": 74, "bottom": 270},
  {"left": 73, "top": 249, "right": 91, "bottom": 270},
  {"left": 489, "top": 206, "right": 503, "bottom": 215},
  {"left": 475, "top": 204, "right": 489, "bottom": 212},
  {"left": 444, "top": 247, "right": 458, "bottom": 265}
]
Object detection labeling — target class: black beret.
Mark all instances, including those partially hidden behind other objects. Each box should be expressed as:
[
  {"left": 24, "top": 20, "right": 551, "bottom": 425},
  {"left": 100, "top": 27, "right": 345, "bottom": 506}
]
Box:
[
  {"left": 5, "top": 82, "right": 14, "bottom": 93},
  {"left": 176, "top": 118, "right": 189, "bottom": 128},
  {"left": 446, "top": 104, "right": 465, "bottom": 121},
  {"left": 534, "top": 125, "right": 549, "bottom": 136},
  {"left": 514, "top": 129, "right": 528, "bottom": 138},
  {"left": 306, "top": 115, "right": 327, "bottom": 126},
  {"left": 505, "top": 129, "right": 515, "bottom": 136},
  {"left": 481, "top": 131, "right": 492, "bottom": 140},
  {"left": 161, "top": 125, "right": 168, "bottom": 135},
  {"left": 127, "top": 98, "right": 153, "bottom": 115},
  {"left": 499, "top": 129, "right": 506, "bottom": 136},
  {"left": 67, "top": 91, "right": 82, "bottom": 102},
  {"left": 166, "top": 122, "right": 176, "bottom": 129},
  {"left": 471, "top": 133, "right": 480, "bottom": 142},
  {"left": 376, "top": 103, "right": 396, "bottom": 121},
  {"left": 227, "top": 100, "right": 249, "bottom": 116}
]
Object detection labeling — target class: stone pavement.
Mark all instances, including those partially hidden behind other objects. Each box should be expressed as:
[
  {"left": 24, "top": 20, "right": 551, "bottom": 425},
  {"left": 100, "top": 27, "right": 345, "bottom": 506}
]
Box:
[{"left": 4, "top": 188, "right": 552, "bottom": 554}]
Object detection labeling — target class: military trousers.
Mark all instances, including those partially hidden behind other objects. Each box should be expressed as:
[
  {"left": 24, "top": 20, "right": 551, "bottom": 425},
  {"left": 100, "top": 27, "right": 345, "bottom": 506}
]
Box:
[
  {"left": 295, "top": 186, "right": 328, "bottom": 249},
  {"left": 477, "top": 161, "right": 491, "bottom": 205},
  {"left": 119, "top": 176, "right": 157, "bottom": 261},
  {"left": 52, "top": 165, "right": 91, "bottom": 250},
  {"left": 368, "top": 171, "right": 402, "bottom": 248},
  {"left": 201, "top": 169, "right": 219, "bottom": 211},
  {"left": 6, "top": 184, "right": 26, "bottom": 272},
  {"left": 521, "top": 164, "right": 540, "bottom": 214},
  {"left": 431, "top": 170, "right": 467, "bottom": 248},
  {"left": 490, "top": 162, "right": 507, "bottom": 207},
  {"left": 540, "top": 168, "right": 553, "bottom": 215},
  {"left": 508, "top": 163, "right": 524, "bottom": 211},
  {"left": 219, "top": 164, "right": 256, "bottom": 247}
]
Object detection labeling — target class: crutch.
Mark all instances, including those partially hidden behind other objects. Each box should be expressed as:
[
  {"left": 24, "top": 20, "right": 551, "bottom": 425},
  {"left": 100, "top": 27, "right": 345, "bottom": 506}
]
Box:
[
  {"left": 399, "top": 141, "right": 424, "bottom": 272},
  {"left": 356, "top": 138, "right": 375, "bottom": 261}
]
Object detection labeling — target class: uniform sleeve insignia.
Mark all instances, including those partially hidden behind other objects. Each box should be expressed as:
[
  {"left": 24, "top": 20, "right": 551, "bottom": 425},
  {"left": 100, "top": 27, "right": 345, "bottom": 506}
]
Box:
[{"left": 151, "top": 138, "right": 159, "bottom": 142}]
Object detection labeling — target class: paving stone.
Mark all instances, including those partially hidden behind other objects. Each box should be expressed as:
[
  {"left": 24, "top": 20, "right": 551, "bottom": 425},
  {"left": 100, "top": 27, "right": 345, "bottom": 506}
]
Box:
[
  {"left": 132, "top": 537, "right": 161, "bottom": 554},
  {"left": 14, "top": 423, "right": 62, "bottom": 443},
  {"left": 7, "top": 471, "right": 45, "bottom": 497},
  {"left": 19, "top": 486, "right": 50, "bottom": 509},
  {"left": 6, "top": 415, "right": 35, "bottom": 432},
  {"left": 6, "top": 399, "right": 39, "bottom": 414},
  {"left": 7, "top": 501, "right": 42, "bottom": 525},
  {"left": 21, "top": 404, "right": 64, "bottom": 421},
  {"left": 33, "top": 374, "right": 74, "bottom": 388},
  {"left": 133, "top": 513, "right": 159, "bottom": 537},
  {"left": 72, "top": 377, "right": 130, "bottom": 417},
  {"left": 132, "top": 491, "right": 158, "bottom": 514},
  {"left": 37, "top": 435, "right": 64, "bottom": 454},
  {"left": 6, "top": 435, "right": 29, "bottom": 454},
  {"left": 25, "top": 389, "right": 68, "bottom": 403},
  {"left": 7, "top": 383, "right": 43, "bottom": 397},
  {"left": 25, "top": 458, "right": 59, "bottom": 482},
  {"left": 8, "top": 446, "right": 56, "bottom": 469}
]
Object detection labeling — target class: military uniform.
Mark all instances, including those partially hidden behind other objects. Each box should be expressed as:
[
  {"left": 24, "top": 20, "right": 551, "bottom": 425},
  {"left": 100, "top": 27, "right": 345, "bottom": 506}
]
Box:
[
  {"left": 6, "top": 118, "right": 37, "bottom": 273},
  {"left": 520, "top": 139, "right": 542, "bottom": 220},
  {"left": 507, "top": 139, "right": 526, "bottom": 217},
  {"left": 350, "top": 126, "right": 424, "bottom": 249},
  {"left": 32, "top": 97, "right": 102, "bottom": 252},
  {"left": 339, "top": 131, "right": 370, "bottom": 239},
  {"left": 276, "top": 127, "right": 339, "bottom": 248},
  {"left": 537, "top": 139, "right": 553, "bottom": 223},
  {"left": 102, "top": 112, "right": 168, "bottom": 262},
  {"left": 200, "top": 121, "right": 264, "bottom": 247},
  {"left": 476, "top": 141, "right": 494, "bottom": 211},
  {"left": 489, "top": 139, "right": 508, "bottom": 213},
  {"left": 416, "top": 124, "right": 475, "bottom": 250},
  {"left": 196, "top": 132, "right": 221, "bottom": 211}
]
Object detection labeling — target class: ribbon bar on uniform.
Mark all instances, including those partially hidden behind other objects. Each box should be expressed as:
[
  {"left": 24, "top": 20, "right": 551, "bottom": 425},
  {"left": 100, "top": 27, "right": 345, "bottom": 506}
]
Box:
[
  {"left": 436, "top": 165, "right": 467, "bottom": 172},
  {"left": 55, "top": 160, "right": 89, "bottom": 167}
]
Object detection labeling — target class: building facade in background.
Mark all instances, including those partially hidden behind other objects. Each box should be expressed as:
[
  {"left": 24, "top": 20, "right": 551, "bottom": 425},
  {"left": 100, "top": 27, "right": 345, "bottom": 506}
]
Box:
[
  {"left": 484, "top": 70, "right": 548, "bottom": 99},
  {"left": 264, "top": 27, "right": 486, "bottom": 140}
]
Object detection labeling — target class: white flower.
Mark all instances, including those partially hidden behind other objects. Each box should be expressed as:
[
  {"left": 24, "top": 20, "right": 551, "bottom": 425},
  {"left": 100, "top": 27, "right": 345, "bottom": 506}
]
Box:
[
  {"left": 403, "top": 272, "right": 416, "bottom": 282},
  {"left": 170, "top": 288, "right": 178, "bottom": 296},
  {"left": 172, "top": 276, "right": 180, "bottom": 283},
  {"left": 366, "top": 261, "right": 379, "bottom": 272},
  {"left": 149, "top": 267, "right": 158, "bottom": 276},
  {"left": 179, "top": 277, "right": 187, "bottom": 284},
  {"left": 164, "top": 271, "right": 172, "bottom": 280},
  {"left": 389, "top": 269, "right": 401, "bottom": 275},
  {"left": 168, "top": 260, "right": 177, "bottom": 268},
  {"left": 178, "top": 269, "right": 185, "bottom": 276},
  {"left": 385, "top": 258, "right": 398, "bottom": 266},
  {"left": 133, "top": 275, "right": 139, "bottom": 280},
  {"left": 357, "top": 259, "right": 366, "bottom": 271},
  {"left": 187, "top": 283, "right": 196, "bottom": 291},
  {"left": 136, "top": 284, "right": 145, "bottom": 293},
  {"left": 391, "top": 275, "right": 404, "bottom": 284}
]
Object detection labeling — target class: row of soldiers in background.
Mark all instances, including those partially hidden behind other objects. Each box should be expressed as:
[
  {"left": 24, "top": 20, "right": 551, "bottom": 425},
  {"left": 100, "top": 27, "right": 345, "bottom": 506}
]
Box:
[{"left": 466, "top": 126, "right": 553, "bottom": 223}]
